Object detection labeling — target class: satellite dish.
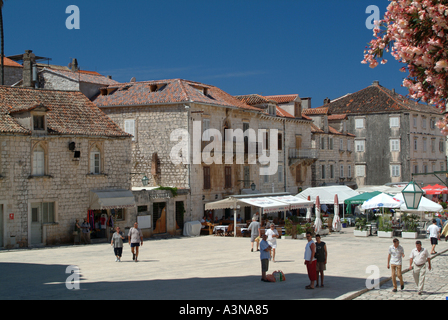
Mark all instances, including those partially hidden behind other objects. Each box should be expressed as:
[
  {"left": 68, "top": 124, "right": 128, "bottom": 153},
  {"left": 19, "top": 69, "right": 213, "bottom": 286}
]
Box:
[{"left": 130, "top": 77, "right": 136, "bottom": 82}]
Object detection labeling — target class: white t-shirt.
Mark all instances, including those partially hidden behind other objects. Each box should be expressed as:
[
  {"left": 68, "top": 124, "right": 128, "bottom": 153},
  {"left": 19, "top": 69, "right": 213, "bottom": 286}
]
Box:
[
  {"left": 265, "top": 229, "right": 278, "bottom": 247},
  {"left": 427, "top": 224, "right": 439, "bottom": 238}
]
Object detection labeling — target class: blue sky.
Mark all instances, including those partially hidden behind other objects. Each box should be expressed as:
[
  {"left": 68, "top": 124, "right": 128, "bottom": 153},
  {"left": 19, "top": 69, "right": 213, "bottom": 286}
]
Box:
[{"left": 3, "top": 0, "right": 405, "bottom": 108}]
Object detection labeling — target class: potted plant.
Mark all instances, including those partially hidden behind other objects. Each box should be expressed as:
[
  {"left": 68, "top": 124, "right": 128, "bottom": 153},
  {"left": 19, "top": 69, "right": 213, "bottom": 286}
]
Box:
[
  {"left": 354, "top": 217, "right": 369, "bottom": 237},
  {"left": 377, "top": 216, "right": 393, "bottom": 238},
  {"left": 342, "top": 219, "right": 348, "bottom": 228},
  {"left": 282, "top": 219, "right": 294, "bottom": 239},
  {"left": 402, "top": 213, "right": 419, "bottom": 239}
]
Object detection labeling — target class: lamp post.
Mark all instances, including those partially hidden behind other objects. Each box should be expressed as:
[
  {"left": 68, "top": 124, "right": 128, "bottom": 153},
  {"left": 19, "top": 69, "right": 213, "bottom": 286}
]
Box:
[
  {"left": 142, "top": 175, "right": 149, "bottom": 187},
  {"left": 402, "top": 180, "right": 424, "bottom": 210}
]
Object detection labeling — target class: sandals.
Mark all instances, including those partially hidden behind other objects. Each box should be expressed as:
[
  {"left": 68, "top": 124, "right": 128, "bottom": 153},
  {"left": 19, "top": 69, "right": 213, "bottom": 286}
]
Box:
[{"left": 305, "top": 285, "right": 314, "bottom": 289}]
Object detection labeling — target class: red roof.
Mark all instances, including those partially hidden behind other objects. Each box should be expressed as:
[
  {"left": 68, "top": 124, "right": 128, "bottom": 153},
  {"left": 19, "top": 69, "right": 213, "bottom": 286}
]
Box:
[
  {"left": 94, "top": 79, "right": 260, "bottom": 112},
  {"left": 1, "top": 56, "right": 22, "bottom": 68},
  {"left": 265, "top": 94, "right": 299, "bottom": 104},
  {"left": 0, "top": 86, "right": 130, "bottom": 137}
]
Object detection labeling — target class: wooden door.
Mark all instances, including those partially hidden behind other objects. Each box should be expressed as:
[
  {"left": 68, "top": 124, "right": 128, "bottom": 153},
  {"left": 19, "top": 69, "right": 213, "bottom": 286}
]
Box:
[{"left": 31, "top": 203, "right": 42, "bottom": 245}]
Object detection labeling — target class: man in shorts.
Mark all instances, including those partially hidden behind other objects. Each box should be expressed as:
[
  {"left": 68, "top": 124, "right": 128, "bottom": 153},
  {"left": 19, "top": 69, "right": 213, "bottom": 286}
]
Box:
[
  {"left": 427, "top": 219, "right": 440, "bottom": 254},
  {"left": 259, "top": 234, "right": 272, "bottom": 282},
  {"left": 248, "top": 217, "right": 261, "bottom": 252},
  {"left": 128, "top": 222, "right": 143, "bottom": 262},
  {"left": 314, "top": 234, "right": 327, "bottom": 287}
]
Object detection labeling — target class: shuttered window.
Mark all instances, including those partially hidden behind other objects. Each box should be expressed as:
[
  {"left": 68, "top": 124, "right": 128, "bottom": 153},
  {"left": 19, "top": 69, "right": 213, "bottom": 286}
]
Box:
[
  {"left": 203, "top": 167, "right": 211, "bottom": 190},
  {"left": 225, "top": 166, "right": 232, "bottom": 189},
  {"left": 33, "top": 145, "right": 45, "bottom": 176},
  {"left": 90, "top": 147, "right": 101, "bottom": 174}
]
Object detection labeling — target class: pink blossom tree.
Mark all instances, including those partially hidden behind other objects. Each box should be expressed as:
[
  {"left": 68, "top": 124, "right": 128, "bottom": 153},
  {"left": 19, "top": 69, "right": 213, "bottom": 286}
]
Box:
[{"left": 362, "top": 0, "right": 448, "bottom": 134}]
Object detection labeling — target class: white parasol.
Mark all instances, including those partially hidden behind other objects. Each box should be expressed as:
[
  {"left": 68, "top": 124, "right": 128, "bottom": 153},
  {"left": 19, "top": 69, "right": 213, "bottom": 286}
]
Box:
[
  {"left": 314, "top": 195, "right": 322, "bottom": 234},
  {"left": 333, "top": 194, "right": 342, "bottom": 232}
]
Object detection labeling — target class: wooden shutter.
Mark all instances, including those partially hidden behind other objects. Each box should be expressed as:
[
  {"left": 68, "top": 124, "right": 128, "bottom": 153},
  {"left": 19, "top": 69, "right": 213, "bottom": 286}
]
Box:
[{"left": 203, "top": 167, "right": 211, "bottom": 190}]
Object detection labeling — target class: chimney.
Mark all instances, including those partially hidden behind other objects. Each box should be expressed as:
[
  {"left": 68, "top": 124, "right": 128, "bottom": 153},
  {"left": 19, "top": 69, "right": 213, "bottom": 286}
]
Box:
[
  {"left": 321, "top": 115, "right": 329, "bottom": 133},
  {"left": 294, "top": 97, "right": 302, "bottom": 118},
  {"left": 71, "top": 58, "right": 79, "bottom": 72},
  {"left": 324, "top": 97, "right": 331, "bottom": 105},
  {"left": 22, "top": 50, "right": 36, "bottom": 88},
  {"left": 372, "top": 80, "right": 380, "bottom": 86}
]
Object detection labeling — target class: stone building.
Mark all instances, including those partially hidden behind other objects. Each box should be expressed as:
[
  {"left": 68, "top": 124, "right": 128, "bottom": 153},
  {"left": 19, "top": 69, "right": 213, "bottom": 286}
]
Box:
[
  {"left": 0, "top": 86, "right": 133, "bottom": 248},
  {"left": 305, "top": 81, "right": 446, "bottom": 187},
  {"left": 0, "top": 56, "right": 23, "bottom": 86},
  {"left": 94, "top": 79, "right": 316, "bottom": 231}
]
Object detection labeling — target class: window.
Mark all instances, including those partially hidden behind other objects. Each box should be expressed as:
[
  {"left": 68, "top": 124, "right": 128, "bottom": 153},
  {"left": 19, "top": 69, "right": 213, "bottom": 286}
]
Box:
[
  {"left": 202, "top": 119, "right": 210, "bottom": 141},
  {"left": 32, "top": 202, "right": 55, "bottom": 223},
  {"left": 33, "top": 115, "right": 45, "bottom": 131},
  {"left": 225, "top": 166, "right": 232, "bottom": 189},
  {"left": 355, "top": 118, "right": 364, "bottom": 129},
  {"left": 263, "top": 131, "right": 269, "bottom": 151},
  {"left": 414, "top": 165, "right": 419, "bottom": 174},
  {"left": 431, "top": 139, "right": 436, "bottom": 153},
  {"left": 90, "top": 146, "right": 101, "bottom": 174},
  {"left": 390, "top": 117, "right": 399, "bottom": 128},
  {"left": 263, "top": 172, "right": 269, "bottom": 183},
  {"left": 278, "top": 165, "right": 283, "bottom": 183},
  {"left": 321, "top": 165, "right": 326, "bottom": 179},
  {"left": 203, "top": 167, "right": 211, "bottom": 190},
  {"left": 423, "top": 139, "right": 427, "bottom": 152},
  {"left": 422, "top": 117, "right": 426, "bottom": 129},
  {"left": 124, "top": 119, "right": 136, "bottom": 141},
  {"left": 439, "top": 140, "right": 445, "bottom": 153},
  {"left": 423, "top": 164, "right": 428, "bottom": 173},
  {"left": 356, "top": 165, "right": 366, "bottom": 177},
  {"left": 413, "top": 117, "right": 417, "bottom": 128},
  {"left": 330, "top": 165, "right": 334, "bottom": 179},
  {"left": 32, "top": 145, "right": 45, "bottom": 176},
  {"left": 391, "top": 165, "right": 400, "bottom": 177},
  {"left": 339, "top": 139, "right": 343, "bottom": 151},
  {"left": 414, "top": 138, "right": 418, "bottom": 151},
  {"left": 355, "top": 140, "right": 365, "bottom": 152},
  {"left": 347, "top": 140, "right": 351, "bottom": 152},
  {"left": 430, "top": 118, "right": 436, "bottom": 129},
  {"left": 390, "top": 139, "right": 400, "bottom": 152},
  {"left": 329, "top": 137, "right": 333, "bottom": 150},
  {"left": 340, "top": 165, "right": 344, "bottom": 178},
  {"left": 441, "top": 163, "right": 445, "bottom": 172},
  {"left": 278, "top": 133, "right": 282, "bottom": 151},
  {"left": 320, "top": 137, "right": 325, "bottom": 150},
  {"left": 347, "top": 165, "right": 352, "bottom": 178}
]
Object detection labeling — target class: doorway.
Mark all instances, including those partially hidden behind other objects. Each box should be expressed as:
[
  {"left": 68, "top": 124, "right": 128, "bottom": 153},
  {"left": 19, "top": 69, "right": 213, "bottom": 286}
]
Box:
[
  {"left": 31, "top": 203, "right": 42, "bottom": 245},
  {"left": 153, "top": 202, "right": 166, "bottom": 234}
]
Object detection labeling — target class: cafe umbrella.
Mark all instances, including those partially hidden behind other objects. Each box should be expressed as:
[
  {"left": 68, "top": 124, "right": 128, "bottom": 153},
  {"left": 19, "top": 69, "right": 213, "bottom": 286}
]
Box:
[{"left": 314, "top": 195, "right": 322, "bottom": 234}]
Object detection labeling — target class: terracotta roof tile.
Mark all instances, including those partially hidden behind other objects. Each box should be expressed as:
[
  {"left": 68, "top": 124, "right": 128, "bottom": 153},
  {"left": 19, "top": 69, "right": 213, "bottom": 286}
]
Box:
[
  {"left": 265, "top": 94, "right": 299, "bottom": 104},
  {"left": 0, "top": 86, "right": 130, "bottom": 137},
  {"left": 42, "top": 67, "right": 119, "bottom": 86},
  {"left": 319, "top": 84, "right": 442, "bottom": 115},
  {"left": 94, "top": 79, "right": 260, "bottom": 112},
  {"left": 1, "top": 56, "right": 22, "bottom": 68}
]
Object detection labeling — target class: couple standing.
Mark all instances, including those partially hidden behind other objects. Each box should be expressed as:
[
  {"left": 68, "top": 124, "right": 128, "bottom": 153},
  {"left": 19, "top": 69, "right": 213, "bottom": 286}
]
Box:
[{"left": 304, "top": 232, "right": 327, "bottom": 289}]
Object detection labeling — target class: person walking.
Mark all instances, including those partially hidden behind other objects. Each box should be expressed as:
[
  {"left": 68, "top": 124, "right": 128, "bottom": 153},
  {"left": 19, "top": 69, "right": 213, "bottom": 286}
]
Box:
[
  {"left": 111, "top": 226, "right": 125, "bottom": 262},
  {"left": 442, "top": 217, "right": 448, "bottom": 242},
  {"left": 315, "top": 234, "right": 327, "bottom": 287},
  {"left": 427, "top": 219, "right": 440, "bottom": 254},
  {"left": 409, "top": 240, "right": 431, "bottom": 295},
  {"left": 259, "top": 234, "right": 272, "bottom": 282},
  {"left": 248, "top": 217, "right": 261, "bottom": 252},
  {"left": 387, "top": 238, "right": 405, "bottom": 292},
  {"left": 265, "top": 223, "right": 279, "bottom": 262},
  {"left": 304, "top": 232, "right": 317, "bottom": 289},
  {"left": 128, "top": 222, "right": 143, "bottom": 262}
]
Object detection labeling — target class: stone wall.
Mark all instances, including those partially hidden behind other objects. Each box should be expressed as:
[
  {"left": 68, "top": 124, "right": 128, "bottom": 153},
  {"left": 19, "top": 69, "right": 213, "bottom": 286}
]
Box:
[{"left": 0, "top": 134, "right": 132, "bottom": 248}]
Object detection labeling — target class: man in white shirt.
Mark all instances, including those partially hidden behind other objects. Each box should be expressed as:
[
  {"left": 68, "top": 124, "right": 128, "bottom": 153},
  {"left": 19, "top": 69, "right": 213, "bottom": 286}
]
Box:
[
  {"left": 387, "top": 238, "right": 405, "bottom": 292},
  {"left": 427, "top": 219, "right": 440, "bottom": 254},
  {"left": 409, "top": 241, "right": 431, "bottom": 295}
]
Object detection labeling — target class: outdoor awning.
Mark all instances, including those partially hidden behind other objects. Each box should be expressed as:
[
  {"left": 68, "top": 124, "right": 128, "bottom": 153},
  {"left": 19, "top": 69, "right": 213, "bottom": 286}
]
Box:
[
  {"left": 205, "top": 196, "right": 292, "bottom": 213},
  {"left": 89, "top": 190, "right": 136, "bottom": 210},
  {"left": 237, "top": 197, "right": 290, "bottom": 214},
  {"left": 270, "top": 195, "right": 314, "bottom": 210}
]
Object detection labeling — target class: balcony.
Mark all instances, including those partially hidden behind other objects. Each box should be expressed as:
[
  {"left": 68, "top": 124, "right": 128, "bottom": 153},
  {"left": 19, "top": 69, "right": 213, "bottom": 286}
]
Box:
[{"left": 288, "top": 148, "right": 319, "bottom": 166}]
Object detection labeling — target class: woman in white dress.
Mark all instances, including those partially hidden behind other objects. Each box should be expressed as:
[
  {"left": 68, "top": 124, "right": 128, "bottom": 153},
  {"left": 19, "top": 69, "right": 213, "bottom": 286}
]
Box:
[{"left": 265, "top": 223, "right": 279, "bottom": 262}]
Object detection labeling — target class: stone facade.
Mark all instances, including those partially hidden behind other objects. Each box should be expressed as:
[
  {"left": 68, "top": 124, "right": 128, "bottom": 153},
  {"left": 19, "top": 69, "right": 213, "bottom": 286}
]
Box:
[{"left": 0, "top": 87, "right": 132, "bottom": 248}]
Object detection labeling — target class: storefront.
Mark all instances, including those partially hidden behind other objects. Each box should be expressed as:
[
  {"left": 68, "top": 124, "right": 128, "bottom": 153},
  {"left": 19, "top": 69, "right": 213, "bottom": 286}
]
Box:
[{"left": 88, "top": 189, "right": 136, "bottom": 240}]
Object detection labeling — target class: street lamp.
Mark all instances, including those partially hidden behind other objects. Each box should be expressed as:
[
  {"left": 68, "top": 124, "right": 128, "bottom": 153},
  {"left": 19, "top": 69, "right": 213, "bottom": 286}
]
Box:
[
  {"left": 142, "top": 175, "right": 149, "bottom": 187},
  {"left": 402, "top": 180, "right": 424, "bottom": 210}
]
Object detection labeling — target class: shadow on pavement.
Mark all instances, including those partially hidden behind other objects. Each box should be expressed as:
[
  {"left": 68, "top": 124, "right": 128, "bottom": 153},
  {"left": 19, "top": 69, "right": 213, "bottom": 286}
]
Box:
[{"left": 0, "top": 262, "right": 381, "bottom": 300}]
